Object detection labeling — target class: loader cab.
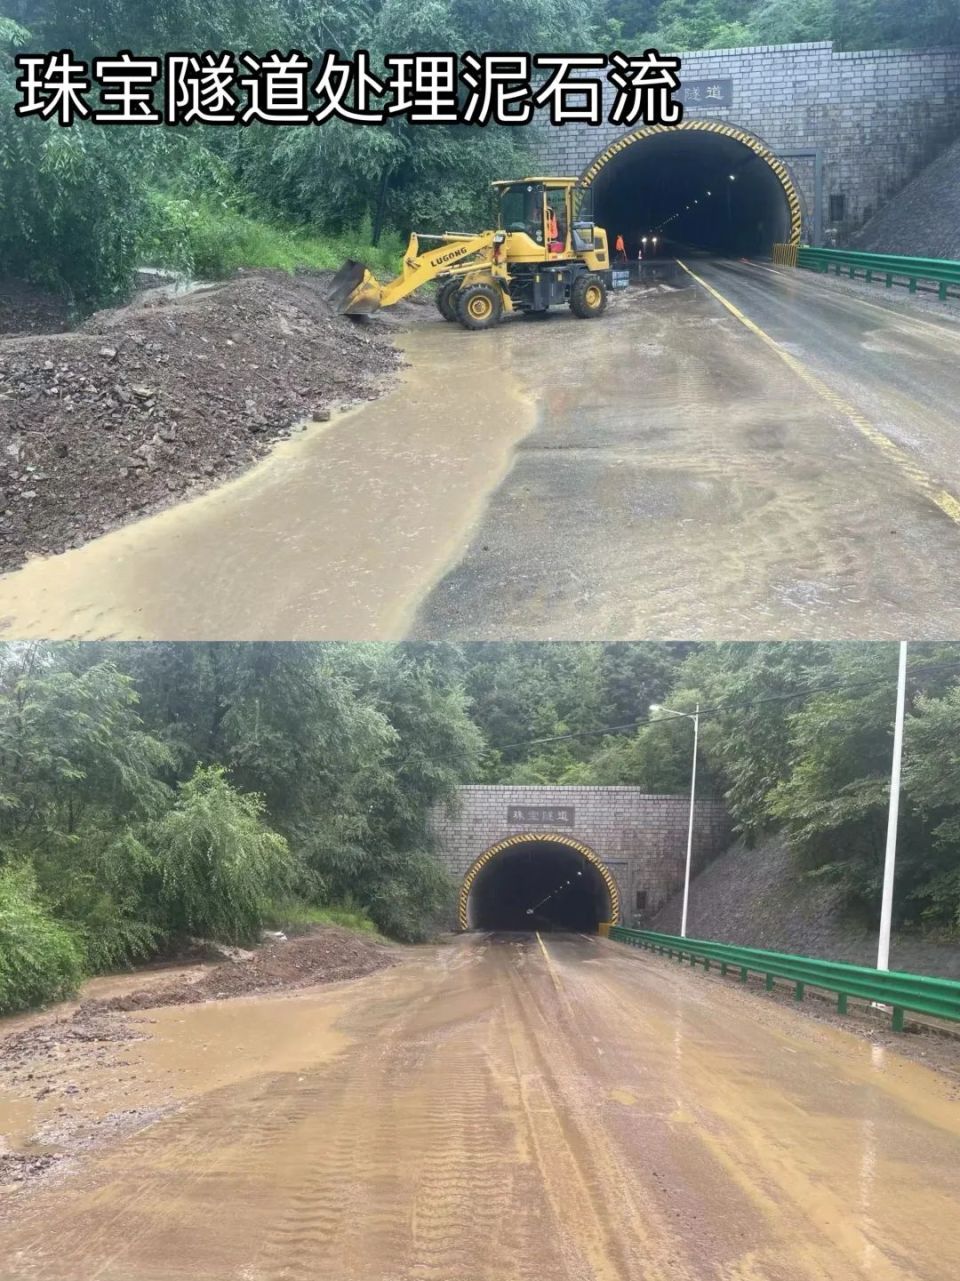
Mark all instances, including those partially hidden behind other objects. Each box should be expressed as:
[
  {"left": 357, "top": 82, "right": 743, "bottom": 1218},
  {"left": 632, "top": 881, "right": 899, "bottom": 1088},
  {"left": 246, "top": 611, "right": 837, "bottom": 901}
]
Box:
[{"left": 494, "top": 178, "right": 596, "bottom": 264}]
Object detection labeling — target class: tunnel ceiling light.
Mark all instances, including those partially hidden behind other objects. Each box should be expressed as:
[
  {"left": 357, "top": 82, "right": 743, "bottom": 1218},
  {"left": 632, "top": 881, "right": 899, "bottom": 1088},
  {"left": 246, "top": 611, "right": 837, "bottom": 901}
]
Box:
[{"left": 729, "top": 174, "right": 736, "bottom": 181}]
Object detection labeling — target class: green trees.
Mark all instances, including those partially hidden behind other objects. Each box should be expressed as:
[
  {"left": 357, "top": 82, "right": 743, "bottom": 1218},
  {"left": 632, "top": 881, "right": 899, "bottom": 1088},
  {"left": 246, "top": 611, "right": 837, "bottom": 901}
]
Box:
[
  {"left": 151, "top": 767, "right": 296, "bottom": 943},
  {"left": 0, "top": 16, "right": 152, "bottom": 307},
  {"left": 621, "top": 0, "right": 958, "bottom": 49},
  {"left": 0, "top": 866, "right": 84, "bottom": 1014},
  {"left": 1, "top": 641, "right": 484, "bottom": 975},
  {"left": 0, "top": 647, "right": 301, "bottom": 1007}
]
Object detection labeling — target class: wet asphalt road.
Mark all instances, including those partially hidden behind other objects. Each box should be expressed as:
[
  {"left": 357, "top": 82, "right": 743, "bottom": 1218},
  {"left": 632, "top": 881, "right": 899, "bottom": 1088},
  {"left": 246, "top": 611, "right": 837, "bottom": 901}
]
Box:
[
  {"left": 413, "top": 260, "right": 960, "bottom": 639},
  {"left": 2, "top": 933, "right": 959, "bottom": 1280}
]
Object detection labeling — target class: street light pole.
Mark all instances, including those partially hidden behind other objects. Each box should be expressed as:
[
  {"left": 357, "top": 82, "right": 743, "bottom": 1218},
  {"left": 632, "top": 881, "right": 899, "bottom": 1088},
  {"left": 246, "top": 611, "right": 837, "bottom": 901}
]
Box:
[
  {"left": 651, "top": 702, "right": 700, "bottom": 939},
  {"left": 681, "top": 703, "right": 700, "bottom": 940},
  {"left": 877, "top": 642, "right": 908, "bottom": 972}
]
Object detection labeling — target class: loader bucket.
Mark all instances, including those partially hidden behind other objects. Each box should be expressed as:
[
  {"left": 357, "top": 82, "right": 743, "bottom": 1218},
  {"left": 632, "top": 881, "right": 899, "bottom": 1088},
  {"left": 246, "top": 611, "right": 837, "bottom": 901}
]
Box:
[{"left": 327, "top": 260, "right": 383, "bottom": 315}]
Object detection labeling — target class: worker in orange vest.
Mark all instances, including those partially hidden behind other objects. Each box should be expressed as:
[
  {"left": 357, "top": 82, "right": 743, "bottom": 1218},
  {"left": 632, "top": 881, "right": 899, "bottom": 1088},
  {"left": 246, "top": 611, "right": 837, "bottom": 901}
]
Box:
[{"left": 614, "top": 233, "right": 627, "bottom": 262}]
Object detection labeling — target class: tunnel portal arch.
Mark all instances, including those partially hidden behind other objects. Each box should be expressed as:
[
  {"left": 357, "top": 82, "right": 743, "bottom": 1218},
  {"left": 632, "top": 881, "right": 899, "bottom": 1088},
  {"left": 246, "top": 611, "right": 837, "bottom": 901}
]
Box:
[
  {"left": 458, "top": 832, "right": 621, "bottom": 933},
  {"left": 580, "top": 119, "right": 803, "bottom": 256}
]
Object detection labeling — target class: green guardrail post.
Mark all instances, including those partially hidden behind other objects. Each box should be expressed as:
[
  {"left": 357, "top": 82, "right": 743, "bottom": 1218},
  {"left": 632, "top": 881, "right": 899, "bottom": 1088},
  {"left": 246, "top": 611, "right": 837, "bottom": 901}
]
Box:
[
  {"left": 892, "top": 1007, "right": 905, "bottom": 1033},
  {"left": 720, "top": 962, "right": 728, "bottom": 977},
  {"left": 939, "top": 282, "right": 948, "bottom": 301},
  {"left": 765, "top": 973, "right": 775, "bottom": 991},
  {"left": 739, "top": 966, "right": 748, "bottom": 983},
  {"left": 794, "top": 981, "right": 805, "bottom": 1002},
  {"left": 909, "top": 277, "right": 918, "bottom": 294},
  {"left": 837, "top": 992, "right": 848, "bottom": 1015},
  {"left": 885, "top": 273, "right": 893, "bottom": 287}
]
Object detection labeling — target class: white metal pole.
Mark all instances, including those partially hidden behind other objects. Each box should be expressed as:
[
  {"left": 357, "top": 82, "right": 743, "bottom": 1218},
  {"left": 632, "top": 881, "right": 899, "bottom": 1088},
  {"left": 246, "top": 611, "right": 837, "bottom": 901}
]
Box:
[
  {"left": 680, "top": 704, "right": 700, "bottom": 939},
  {"left": 877, "top": 642, "right": 908, "bottom": 972}
]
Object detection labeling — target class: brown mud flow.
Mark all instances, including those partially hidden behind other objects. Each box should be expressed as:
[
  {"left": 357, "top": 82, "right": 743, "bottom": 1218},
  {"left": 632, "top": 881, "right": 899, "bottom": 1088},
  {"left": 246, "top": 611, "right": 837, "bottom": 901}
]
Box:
[
  {"left": 0, "top": 322, "right": 534, "bottom": 640},
  {"left": 1, "top": 934, "right": 959, "bottom": 1280}
]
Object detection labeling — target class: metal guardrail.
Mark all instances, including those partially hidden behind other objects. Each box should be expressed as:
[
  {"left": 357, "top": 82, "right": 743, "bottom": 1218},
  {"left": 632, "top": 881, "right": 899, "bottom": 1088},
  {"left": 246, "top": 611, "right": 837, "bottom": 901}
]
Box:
[
  {"left": 608, "top": 927, "right": 960, "bottom": 1032},
  {"left": 772, "top": 243, "right": 960, "bottom": 301}
]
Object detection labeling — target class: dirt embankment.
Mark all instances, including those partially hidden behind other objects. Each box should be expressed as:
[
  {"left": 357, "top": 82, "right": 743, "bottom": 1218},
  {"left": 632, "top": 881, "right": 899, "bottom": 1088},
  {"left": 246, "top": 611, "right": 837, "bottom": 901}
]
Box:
[
  {"left": 852, "top": 137, "right": 960, "bottom": 260},
  {"left": 0, "top": 927, "right": 397, "bottom": 1192},
  {"left": 0, "top": 271, "right": 405, "bottom": 573},
  {"left": 648, "top": 834, "right": 960, "bottom": 979}
]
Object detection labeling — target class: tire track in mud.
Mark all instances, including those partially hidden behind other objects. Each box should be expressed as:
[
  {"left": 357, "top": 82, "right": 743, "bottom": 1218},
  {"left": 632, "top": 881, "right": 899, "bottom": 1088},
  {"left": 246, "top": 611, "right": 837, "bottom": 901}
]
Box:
[
  {"left": 495, "top": 938, "right": 697, "bottom": 1281},
  {"left": 252, "top": 942, "right": 538, "bottom": 1281}
]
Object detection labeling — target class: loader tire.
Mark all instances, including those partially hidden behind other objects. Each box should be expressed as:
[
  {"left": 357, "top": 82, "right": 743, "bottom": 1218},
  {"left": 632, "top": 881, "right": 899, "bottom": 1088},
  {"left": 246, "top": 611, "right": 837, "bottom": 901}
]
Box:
[
  {"left": 437, "top": 278, "right": 460, "bottom": 322},
  {"left": 570, "top": 273, "right": 607, "bottom": 319},
  {"left": 456, "top": 282, "right": 503, "bottom": 331}
]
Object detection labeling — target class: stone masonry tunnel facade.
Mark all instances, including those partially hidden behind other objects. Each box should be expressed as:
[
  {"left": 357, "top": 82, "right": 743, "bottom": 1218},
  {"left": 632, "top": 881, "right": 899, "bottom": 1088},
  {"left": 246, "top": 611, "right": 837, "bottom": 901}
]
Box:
[
  {"left": 430, "top": 786, "right": 730, "bottom": 933},
  {"left": 534, "top": 41, "right": 960, "bottom": 248}
]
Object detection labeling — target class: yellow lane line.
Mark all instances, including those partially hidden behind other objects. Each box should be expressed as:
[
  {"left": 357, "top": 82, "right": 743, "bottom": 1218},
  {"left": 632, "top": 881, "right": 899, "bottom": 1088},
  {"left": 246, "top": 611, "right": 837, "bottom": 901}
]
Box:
[
  {"left": 676, "top": 258, "right": 960, "bottom": 528},
  {"left": 534, "top": 931, "right": 580, "bottom": 1023},
  {"left": 535, "top": 930, "right": 562, "bottom": 992}
]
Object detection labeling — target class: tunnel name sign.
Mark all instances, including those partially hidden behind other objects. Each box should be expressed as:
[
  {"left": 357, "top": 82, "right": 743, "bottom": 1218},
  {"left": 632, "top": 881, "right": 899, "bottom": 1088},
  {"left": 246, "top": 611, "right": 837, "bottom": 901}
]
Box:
[
  {"left": 675, "top": 78, "right": 733, "bottom": 109},
  {"left": 506, "top": 805, "right": 575, "bottom": 827}
]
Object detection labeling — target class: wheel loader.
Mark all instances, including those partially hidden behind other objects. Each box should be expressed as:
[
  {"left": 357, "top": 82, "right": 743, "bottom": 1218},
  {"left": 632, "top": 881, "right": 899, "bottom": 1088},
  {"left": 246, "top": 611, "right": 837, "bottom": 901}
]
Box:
[{"left": 326, "top": 178, "right": 630, "bottom": 331}]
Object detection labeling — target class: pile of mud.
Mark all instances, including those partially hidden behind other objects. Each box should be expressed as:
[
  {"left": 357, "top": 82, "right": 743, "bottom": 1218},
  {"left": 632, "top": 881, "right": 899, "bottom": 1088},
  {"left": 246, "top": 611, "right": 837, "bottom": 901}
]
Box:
[
  {"left": 0, "top": 270, "right": 403, "bottom": 572},
  {"left": 82, "top": 926, "right": 397, "bottom": 1014}
]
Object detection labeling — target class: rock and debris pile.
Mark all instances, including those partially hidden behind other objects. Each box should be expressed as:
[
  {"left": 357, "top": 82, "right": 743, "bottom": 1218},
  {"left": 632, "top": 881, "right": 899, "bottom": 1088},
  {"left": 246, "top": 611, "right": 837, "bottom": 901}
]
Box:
[
  {"left": 0, "top": 270, "right": 403, "bottom": 572},
  {"left": 0, "top": 1151, "right": 63, "bottom": 1187},
  {"left": 0, "top": 1014, "right": 142, "bottom": 1090},
  {"left": 852, "top": 138, "right": 960, "bottom": 261},
  {"left": 82, "top": 926, "right": 398, "bottom": 1014}
]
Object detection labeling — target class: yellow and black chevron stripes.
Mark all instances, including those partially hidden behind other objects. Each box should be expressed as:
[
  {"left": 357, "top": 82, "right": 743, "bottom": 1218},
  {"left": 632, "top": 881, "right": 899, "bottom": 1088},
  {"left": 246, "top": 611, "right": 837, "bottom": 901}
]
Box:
[
  {"left": 457, "top": 832, "right": 621, "bottom": 931},
  {"left": 580, "top": 119, "right": 803, "bottom": 246},
  {"left": 772, "top": 242, "right": 799, "bottom": 266}
]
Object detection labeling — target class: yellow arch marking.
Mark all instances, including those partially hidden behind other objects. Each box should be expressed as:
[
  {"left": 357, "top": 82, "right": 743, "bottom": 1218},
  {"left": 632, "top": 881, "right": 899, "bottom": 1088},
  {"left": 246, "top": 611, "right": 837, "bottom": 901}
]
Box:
[
  {"left": 579, "top": 118, "right": 804, "bottom": 245},
  {"left": 677, "top": 258, "right": 960, "bottom": 528},
  {"left": 457, "top": 832, "right": 621, "bottom": 931}
]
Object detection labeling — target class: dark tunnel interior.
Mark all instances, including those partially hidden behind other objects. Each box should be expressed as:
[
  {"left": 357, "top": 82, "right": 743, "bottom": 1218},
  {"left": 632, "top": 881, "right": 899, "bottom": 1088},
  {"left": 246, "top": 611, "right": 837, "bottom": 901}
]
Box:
[
  {"left": 591, "top": 129, "right": 794, "bottom": 259},
  {"left": 467, "top": 841, "right": 613, "bottom": 933}
]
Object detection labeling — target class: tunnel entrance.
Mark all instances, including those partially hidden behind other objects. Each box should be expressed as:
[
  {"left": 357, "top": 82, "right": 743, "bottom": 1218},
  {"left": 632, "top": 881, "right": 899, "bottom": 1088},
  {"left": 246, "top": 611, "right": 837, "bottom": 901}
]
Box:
[
  {"left": 583, "top": 120, "right": 802, "bottom": 259},
  {"left": 459, "top": 834, "right": 620, "bottom": 933}
]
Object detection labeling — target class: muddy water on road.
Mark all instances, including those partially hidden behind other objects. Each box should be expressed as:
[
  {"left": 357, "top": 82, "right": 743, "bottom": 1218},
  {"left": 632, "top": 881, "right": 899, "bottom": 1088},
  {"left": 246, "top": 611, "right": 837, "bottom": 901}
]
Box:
[
  {"left": 0, "top": 326, "right": 534, "bottom": 640},
  {"left": 2, "top": 935, "right": 959, "bottom": 1281}
]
